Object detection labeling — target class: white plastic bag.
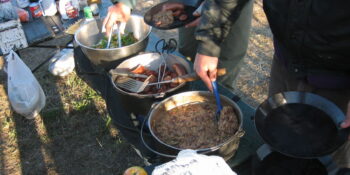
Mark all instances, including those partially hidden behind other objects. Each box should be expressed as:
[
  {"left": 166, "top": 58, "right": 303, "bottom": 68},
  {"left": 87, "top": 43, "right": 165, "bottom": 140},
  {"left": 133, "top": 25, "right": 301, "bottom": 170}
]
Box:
[
  {"left": 152, "top": 150, "right": 237, "bottom": 175},
  {"left": 7, "top": 50, "right": 46, "bottom": 119},
  {"left": 48, "top": 49, "right": 75, "bottom": 77}
]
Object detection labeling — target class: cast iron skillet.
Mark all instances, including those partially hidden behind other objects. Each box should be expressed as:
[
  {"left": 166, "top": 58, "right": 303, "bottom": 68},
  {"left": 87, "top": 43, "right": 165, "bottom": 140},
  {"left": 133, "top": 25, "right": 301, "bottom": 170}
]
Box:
[
  {"left": 144, "top": 1, "right": 198, "bottom": 30},
  {"left": 254, "top": 91, "right": 350, "bottom": 158}
]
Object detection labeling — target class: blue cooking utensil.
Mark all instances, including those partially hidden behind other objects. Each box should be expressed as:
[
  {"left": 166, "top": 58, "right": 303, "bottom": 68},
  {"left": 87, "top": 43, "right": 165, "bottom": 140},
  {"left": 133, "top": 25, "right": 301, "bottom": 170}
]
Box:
[{"left": 212, "top": 81, "right": 222, "bottom": 121}]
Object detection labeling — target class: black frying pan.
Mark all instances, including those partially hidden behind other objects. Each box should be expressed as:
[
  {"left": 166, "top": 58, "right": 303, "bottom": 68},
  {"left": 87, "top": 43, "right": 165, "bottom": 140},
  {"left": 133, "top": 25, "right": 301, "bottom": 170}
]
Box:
[
  {"left": 144, "top": 1, "right": 198, "bottom": 30},
  {"left": 255, "top": 91, "right": 350, "bottom": 158}
]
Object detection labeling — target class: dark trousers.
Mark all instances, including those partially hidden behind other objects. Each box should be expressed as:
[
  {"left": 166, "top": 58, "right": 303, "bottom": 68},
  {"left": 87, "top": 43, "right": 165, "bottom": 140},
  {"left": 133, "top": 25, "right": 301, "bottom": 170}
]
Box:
[{"left": 178, "top": 0, "right": 254, "bottom": 91}]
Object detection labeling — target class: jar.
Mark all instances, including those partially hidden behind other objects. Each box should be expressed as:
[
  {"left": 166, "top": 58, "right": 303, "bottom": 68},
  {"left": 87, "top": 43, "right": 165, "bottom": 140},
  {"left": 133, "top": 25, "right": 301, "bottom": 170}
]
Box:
[
  {"left": 29, "top": 2, "right": 43, "bottom": 18},
  {"left": 59, "top": 0, "right": 79, "bottom": 19}
]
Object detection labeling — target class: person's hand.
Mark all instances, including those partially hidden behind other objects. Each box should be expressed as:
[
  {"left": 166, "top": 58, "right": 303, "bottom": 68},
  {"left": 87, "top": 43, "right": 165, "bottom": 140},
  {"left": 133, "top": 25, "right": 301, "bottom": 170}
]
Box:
[
  {"left": 194, "top": 53, "right": 219, "bottom": 91},
  {"left": 341, "top": 100, "right": 350, "bottom": 139},
  {"left": 185, "top": 2, "right": 203, "bottom": 28},
  {"left": 103, "top": 2, "right": 131, "bottom": 36},
  {"left": 185, "top": 16, "right": 201, "bottom": 28}
]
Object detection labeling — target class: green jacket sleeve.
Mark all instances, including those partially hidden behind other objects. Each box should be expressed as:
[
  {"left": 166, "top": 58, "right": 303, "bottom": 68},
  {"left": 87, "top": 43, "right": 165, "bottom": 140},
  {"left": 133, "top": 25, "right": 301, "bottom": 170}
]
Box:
[
  {"left": 195, "top": 0, "right": 250, "bottom": 57},
  {"left": 110, "top": 0, "right": 137, "bottom": 9}
]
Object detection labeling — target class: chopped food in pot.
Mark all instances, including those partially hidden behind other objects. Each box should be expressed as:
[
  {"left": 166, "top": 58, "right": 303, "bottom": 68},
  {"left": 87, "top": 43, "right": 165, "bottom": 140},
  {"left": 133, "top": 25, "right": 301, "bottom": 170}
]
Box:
[
  {"left": 93, "top": 32, "right": 138, "bottom": 49},
  {"left": 153, "top": 103, "right": 239, "bottom": 149}
]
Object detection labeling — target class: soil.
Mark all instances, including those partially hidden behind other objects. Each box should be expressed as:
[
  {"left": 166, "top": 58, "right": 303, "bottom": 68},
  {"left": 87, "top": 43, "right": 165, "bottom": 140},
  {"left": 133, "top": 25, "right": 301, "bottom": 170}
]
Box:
[{"left": 0, "top": 0, "right": 273, "bottom": 174}]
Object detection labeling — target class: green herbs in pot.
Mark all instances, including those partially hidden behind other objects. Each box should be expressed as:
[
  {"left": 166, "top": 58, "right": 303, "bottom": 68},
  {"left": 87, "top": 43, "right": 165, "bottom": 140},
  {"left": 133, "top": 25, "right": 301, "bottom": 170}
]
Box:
[{"left": 93, "top": 32, "right": 138, "bottom": 49}]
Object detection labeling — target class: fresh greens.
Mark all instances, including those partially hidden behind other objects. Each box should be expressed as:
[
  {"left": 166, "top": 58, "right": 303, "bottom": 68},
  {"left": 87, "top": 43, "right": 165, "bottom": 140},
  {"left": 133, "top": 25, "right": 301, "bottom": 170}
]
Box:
[{"left": 93, "top": 32, "right": 138, "bottom": 49}]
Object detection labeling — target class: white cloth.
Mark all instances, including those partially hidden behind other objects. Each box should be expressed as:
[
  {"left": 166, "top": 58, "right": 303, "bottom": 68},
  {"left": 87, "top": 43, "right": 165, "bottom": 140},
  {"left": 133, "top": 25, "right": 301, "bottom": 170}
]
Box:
[
  {"left": 152, "top": 150, "right": 237, "bottom": 175},
  {"left": 48, "top": 49, "right": 75, "bottom": 77}
]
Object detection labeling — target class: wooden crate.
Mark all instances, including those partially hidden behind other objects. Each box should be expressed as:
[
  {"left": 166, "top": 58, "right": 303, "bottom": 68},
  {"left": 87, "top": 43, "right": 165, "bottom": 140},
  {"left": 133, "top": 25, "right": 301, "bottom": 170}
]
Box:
[{"left": 0, "top": 19, "right": 28, "bottom": 55}]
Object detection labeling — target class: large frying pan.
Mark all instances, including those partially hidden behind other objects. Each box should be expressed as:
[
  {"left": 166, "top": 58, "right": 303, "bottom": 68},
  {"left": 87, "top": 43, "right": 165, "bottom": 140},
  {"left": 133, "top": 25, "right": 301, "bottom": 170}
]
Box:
[{"left": 255, "top": 91, "right": 350, "bottom": 158}]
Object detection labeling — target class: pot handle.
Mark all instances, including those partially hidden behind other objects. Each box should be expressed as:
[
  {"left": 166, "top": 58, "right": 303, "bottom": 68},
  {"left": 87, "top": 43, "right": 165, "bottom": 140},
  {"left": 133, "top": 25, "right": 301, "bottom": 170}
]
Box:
[
  {"left": 153, "top": 92, "right": 166, "bottom": 98},
  {"left": 235, "top": 128, "right": 245, "bottom": 138},
  {"left": 140, "top": 114, "right": 177, "bottom": 158}
]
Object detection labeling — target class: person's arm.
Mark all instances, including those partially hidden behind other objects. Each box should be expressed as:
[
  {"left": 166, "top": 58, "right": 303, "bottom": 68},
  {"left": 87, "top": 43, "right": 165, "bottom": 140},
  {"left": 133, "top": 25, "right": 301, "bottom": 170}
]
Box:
[
  {"left": 103, "top": 0, "right": 137, "bottom": 35},
  {"left": 194, "top": 0, "right": 250, "bottom": 91},
  {"left": 341, "top": 101, "right": 350, "bottom": 139}
]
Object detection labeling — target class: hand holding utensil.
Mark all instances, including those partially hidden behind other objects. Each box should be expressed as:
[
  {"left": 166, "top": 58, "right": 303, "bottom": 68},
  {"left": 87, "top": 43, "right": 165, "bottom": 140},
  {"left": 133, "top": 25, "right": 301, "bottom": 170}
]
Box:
[{"left": 116, "top": 68, "right": 226, "bottom": 93}]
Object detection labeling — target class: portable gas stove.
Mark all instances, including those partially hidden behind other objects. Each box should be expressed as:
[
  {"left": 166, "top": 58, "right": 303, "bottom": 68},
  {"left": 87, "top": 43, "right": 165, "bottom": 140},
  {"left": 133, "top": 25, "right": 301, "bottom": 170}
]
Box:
[
  {"left": 73, "top": 34, "right": 265, "bottom": 168},
  {"left": 252, "top": 144, "right": 349, "bottom": 175}
]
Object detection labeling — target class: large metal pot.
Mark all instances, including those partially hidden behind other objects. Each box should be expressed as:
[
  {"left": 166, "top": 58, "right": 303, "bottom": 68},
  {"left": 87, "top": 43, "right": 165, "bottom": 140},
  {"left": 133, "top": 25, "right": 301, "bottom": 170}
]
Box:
[
  {"left": 74, "top": 15, "right": 151, "bottom": 67},
  {"left": 110, "top": 53, "right": 191, "bottom": 115},
  {"left": 145, "top": 91, "right": 245, "bottom": 160}
]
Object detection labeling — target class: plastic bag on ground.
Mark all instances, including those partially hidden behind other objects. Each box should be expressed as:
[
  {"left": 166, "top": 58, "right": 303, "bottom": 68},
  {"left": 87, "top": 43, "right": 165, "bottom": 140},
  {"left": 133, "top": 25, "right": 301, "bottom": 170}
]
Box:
[
  {"left": 6, "top": 50, "right": 46, "bottom": 119},
  {"left": 152, "top": 150, "right": 237, "bottom": 175},
  {"left": 48, "top": 48, "right": 75, "bottom": 77}
]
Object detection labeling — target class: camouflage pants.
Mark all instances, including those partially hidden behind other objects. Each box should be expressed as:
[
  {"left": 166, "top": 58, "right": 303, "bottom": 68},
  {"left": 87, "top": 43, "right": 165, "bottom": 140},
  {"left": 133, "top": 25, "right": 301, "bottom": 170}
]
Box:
[{"left": 178, "top": 0, "right": 254, "bottom": 91}]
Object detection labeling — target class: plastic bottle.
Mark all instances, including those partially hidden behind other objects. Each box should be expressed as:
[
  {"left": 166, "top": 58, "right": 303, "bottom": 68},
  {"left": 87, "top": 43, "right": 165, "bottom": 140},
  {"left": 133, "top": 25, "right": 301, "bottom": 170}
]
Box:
[
  {"left": 59, "top": 0, "right": 80, "bottom": 20},
  {"left": 89, "top": 3, "right": 99, "bottom": 19},
  {"left": 83, "top": 6, "right": 94, "bottom": 23},
  {"left": 16, "top": 0, "right": 30, "bottom": 8},
  {"left": 78, "top": 0, "right": 88, "bottom": 11},
  {"left": 38, "top": 0, "right": 57, "bottom": 16}
]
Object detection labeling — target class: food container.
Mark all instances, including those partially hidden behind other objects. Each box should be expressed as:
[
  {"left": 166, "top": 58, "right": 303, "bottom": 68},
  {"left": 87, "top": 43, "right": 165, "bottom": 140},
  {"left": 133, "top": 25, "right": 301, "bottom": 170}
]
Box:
[
  {"left": 145, "top": 91, "right": 244, "bottom": 160},
  {"left": 74, "top": 15, "right": 151, "bottom": 68},
  {"left": 110, "top": 52, "right": 191, "bottom": 116},
  {"left": 29, "top": 2, "right": 43, "bottom": 18}
]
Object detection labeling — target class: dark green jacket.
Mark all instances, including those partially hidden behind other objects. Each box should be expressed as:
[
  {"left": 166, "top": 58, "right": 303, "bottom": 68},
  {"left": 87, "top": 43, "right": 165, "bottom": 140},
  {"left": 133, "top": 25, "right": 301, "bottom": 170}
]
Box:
[
  {"left": 196, "top": 0, "right": 250, "bottom": 57},
  {"left": 112, "top": 0, "right": 250, "bottom": 57}
]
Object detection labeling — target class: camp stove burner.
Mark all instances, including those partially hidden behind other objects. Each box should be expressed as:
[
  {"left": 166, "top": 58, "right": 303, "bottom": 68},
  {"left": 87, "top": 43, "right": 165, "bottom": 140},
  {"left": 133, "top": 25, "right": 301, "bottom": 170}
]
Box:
[{"left": 253, "top": 144, "right": 342, "bottom": 175}]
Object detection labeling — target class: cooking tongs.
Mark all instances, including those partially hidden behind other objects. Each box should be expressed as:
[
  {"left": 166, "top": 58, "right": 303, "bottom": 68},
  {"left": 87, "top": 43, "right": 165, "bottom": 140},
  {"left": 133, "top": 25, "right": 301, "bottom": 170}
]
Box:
[
  {"left": 155, "top": 38, "right": 177, "bottom": 89},
  {"left": 106, "top": 22, "right": 125, "bottom": 48},
  {"left": 115, "top": 68, "right": 227, "bottom": 93}
]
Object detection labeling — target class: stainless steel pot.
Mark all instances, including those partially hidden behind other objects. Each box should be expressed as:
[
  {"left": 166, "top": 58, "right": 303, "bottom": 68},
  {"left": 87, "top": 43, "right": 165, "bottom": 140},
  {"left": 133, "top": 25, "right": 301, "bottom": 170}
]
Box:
[
  {"left": 145, "top": 91, "right": 245, "bottom": 160},
  {"left": 110, "top": 53, "right": 191, "bottom": 115},
  {"left": 74, "top": 15, "right": 152, "bottom": 66}
]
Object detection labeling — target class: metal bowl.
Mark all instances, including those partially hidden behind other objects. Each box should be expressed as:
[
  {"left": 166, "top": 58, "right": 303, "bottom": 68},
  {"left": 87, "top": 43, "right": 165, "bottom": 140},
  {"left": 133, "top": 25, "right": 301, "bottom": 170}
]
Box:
[{"left": 74, "top": 15, "right": 152, "bottom": 66}]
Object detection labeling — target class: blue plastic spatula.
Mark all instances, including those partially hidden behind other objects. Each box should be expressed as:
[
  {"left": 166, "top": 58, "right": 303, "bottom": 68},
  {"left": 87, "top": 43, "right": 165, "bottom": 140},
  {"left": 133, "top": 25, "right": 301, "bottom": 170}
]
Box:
[{"left": 211, "top": 81, "right": 222, "bottom": 122}]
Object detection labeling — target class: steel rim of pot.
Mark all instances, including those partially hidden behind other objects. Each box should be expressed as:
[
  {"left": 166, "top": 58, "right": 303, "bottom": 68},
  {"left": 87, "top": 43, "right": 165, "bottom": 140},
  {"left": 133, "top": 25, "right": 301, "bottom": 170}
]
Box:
[
  {"left": 147, "top": 91, "right": 245, "bottom": 153},
  {"left": 74, "top": 15, "right": 151, "bottom": 51},
  {"left": 74, "top": 15, "right": 152, "bottom": 66}
]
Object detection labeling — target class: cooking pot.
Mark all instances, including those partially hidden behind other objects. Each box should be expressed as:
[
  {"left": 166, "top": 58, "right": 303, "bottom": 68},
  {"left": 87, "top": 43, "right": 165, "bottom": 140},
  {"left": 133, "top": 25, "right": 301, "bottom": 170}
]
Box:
[
  {"left": 255, "top": 91, "right": 350, "bottom": 158},
  {"left": 74, "top": 15, "right": 151, "bottom": 67},
  {"left": 110, "top": 53, "right": 191, "bottom": 115},
  {"left": 142, "top": 91, "right": 245, "bottom": 160}
]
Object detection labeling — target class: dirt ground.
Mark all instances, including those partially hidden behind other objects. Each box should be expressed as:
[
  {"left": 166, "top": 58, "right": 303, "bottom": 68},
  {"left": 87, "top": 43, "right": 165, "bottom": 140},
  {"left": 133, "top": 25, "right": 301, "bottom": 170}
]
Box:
[{"left": 0, "top": 0, "right": 273, "bottom": 174}]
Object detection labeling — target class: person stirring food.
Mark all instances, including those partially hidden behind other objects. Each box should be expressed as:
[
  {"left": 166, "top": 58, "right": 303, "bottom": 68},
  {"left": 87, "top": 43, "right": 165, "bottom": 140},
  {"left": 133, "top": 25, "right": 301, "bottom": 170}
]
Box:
[{"left": 104, "top": 0, "right": 253, "bottom": 93}]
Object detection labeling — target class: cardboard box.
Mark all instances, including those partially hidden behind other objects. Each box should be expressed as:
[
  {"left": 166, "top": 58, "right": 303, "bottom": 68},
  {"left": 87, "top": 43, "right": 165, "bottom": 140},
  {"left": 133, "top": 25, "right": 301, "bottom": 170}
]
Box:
[{"left": 0, "top": 19, "right": 28, "bottom": 55}]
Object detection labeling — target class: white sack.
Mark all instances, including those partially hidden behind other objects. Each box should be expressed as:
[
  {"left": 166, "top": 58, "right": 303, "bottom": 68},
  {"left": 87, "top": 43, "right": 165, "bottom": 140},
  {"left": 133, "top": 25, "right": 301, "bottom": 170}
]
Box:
[
  {"left": 152, "top": 150, "right": 237, "bottom": 175},
  {"left": 48, "top": 49, "right": 75, "bottom": 77},
  {"left": 7, "top": 50, "right": 46, "bottom": 119}
]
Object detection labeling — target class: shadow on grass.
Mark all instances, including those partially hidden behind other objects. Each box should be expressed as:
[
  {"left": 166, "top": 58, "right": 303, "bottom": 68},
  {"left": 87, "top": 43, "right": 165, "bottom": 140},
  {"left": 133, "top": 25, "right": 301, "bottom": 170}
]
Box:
[{"left": 1, "top": 60, "right": 143, "bottom": 174}]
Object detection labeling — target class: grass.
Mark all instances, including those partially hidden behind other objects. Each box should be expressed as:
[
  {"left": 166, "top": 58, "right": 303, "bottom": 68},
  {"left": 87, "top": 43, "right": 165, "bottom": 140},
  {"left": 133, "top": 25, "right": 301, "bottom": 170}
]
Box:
[{"left": 0, "top": 54, "right": 144, "bottom": 174}]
